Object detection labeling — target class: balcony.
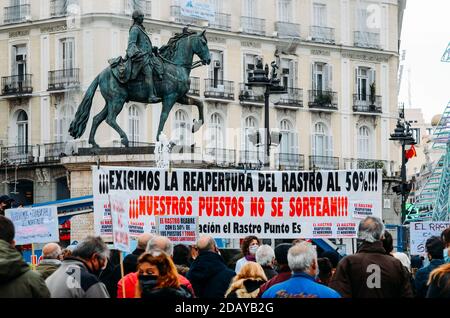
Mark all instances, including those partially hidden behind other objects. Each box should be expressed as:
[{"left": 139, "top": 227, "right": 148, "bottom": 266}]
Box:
[
  {"left": 275, "top": 88, "right": 303, "bottom": 108},
  {"left": 39, "top": 141, "right": 88, "bottom": 162},
  {"left": 275, "top": 21, "right": 301, "bottom": 38},
  {"left": 276, "top": 153, "right": 305, "bottom": 171},
  {"left": 204, "top": 79, "right": 235, "bottom": 101},
  {"left": 50, "top": 0, "right": 70, "bottom": 17},
  {"left": 239, "top": 84, "right": 264, "bottom": 105},
  {"left": 2, "top": 75, "right": 33, "bottom": 96},
  {"left": 344, "top": 159, "right": 396, "bottom": 177},
  {"left": 308, "top": 90, "right": 338, "bottom": 111},
  {"left": 171, "top": 5, "right": 203, "bottom": 26},
  {"left": 354, "top": 31, "right": 381, "bottom": 49},
  {"left": 204, "top": 148, "right": 236, "bottom": 167},
  {"left": 309, "top": 155, "right": 340, "bottom": 170},
  {"left": 188, "top": 77, "right": 200, "bottom": 96},
  {"left": 209, "top": 12, "right": 231, "bottom": 31},
  {"left": 241, "top": 16, "right": 265, "bottom": 36},
  {"left": 1, "top": 146, "right": 34, "bottom": 165},
  {"left": 48, "top": 69, "right": 80, "bottom": 91},
  {"left": 4, "top": 4, "right": 30, "bottom": 24},
  {"left": 124, "top": 0, "right": 152, "bottom": 18},
  {"left": 310, "top": 26, "right": 335, "bottom": 44},
  {"left": 239, "top": 150, "right": 263, "bottom": 168},
  {"left": 353, "top": 94, "right": 382, "bottom": 114}
]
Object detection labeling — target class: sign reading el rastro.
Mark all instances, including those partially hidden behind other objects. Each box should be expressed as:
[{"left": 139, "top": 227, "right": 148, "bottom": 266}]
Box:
[
  {"left": 410, "top": 222, "right": 450, "bottom": 255},
  {"left": 93, "top": 167, "right": 382, "bottom": 240}
]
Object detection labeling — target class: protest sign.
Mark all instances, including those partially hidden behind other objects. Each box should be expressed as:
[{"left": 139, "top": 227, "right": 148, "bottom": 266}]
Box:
[
  {"left": 158, "top": 216, "right": 198, "bottom": 245},
  {"left": 410, "top": 222, "right": 450, "bottom": 255},
  {"left": 70, "top": 213, "right": 94, "bottom": 244},
  {"left": 93, "top": 167, "right": 382, "bottom": 239},
  {"left": 6, "top": 206, "right": 59, "bottom": 245},
  {"left": 110, "top": 194, "right": 131, "bottom": 252}
]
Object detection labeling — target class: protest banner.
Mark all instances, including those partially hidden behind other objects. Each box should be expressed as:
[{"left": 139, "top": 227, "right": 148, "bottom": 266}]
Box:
[
  {"left": 6, "top": 206, "right": 59, "bottom": 245},
  {"left": 158, "top": 216, "right": 198, "bottom": 245},
  {"left": 110, "top": 194, "right": 131, "bottom": 253},
  {"left": 93, "top": 167, "right": 382, "bottom": 240},
  {"left": 70, "top": 213, "right": 95, "bottom": 244},
  {"left": 410, "top": 222, "right": 450, "bottom": 255}
]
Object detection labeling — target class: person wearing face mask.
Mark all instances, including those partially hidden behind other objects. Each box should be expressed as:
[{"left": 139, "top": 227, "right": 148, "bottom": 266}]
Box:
[
  {"left": 45, "top": 236, "right": 110, "bottom": 298},
  {"left": 262, "top": 242, "right": 340, "bottom": 298},
  {"left": 235, "top": 236, "right": 261, "bottom": 274},
  {"left": 135, "top": 250, "right": 192, "bottom": 299},
  {"left": 441, "top": 228, "right": 450, "bottom": 264}
]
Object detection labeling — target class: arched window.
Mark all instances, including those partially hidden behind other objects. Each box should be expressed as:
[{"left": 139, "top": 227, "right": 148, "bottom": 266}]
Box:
[
  {"left": 280, "top": 119, "right": 297, "bottom": 154},
  {"left": 17, "top": 110, "right": 28, "bottom": 153},
  {"left": 358, "top": 126, "right": 371, "bottom": 159},
  {"left": 128, "top": 105, "right": 140, "bottom": 143},
  {"left": 242, "top": 116, "right": 259, "bottom": 163},
  {"left": 209, "top": 113, "right": 224, "bottom": 149},
  {"left": 312, "top": 122, "right": 332, "bottom": 157},
  {"left": 56, "top": 104, "right": 75, "bottom": 142},
  {"left": 174, "top": 110, "right": 191, "bottom": 146}
]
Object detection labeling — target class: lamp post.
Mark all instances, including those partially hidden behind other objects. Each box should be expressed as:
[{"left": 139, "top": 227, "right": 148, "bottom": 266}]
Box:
[
  {"left": 246, "top": 59, "right": 286, "bottom": 168},
  {"left": 390, "top": 117, "right": 416, "bottom": 223}
]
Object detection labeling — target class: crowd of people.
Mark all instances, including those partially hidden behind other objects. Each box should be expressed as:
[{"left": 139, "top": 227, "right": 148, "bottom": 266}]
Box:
[{"left": 0, "top": 214, "right": 449, "bottom": 298}]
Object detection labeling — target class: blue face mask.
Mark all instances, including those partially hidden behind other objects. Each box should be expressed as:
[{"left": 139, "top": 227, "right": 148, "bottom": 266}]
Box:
[{"left": 444, "top": 248, "right": 450, "bottom": 263}]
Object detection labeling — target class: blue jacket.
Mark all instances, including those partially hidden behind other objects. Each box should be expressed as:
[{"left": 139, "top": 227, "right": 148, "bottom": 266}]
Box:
[
  {"left": 262, "top": 272, "right": 341, "bottom": 298},
  {"left": 415, "top": 259, "right": 445, "bottom": 298}
]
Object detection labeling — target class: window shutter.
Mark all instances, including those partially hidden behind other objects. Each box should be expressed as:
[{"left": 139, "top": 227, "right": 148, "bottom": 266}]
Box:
[
  {"left": 325, "top": 64, "right": 333, "bottom": 91},
  {"left": 326, "top": 135, "right": 333, "bottom": 157},
  {"left": 311, "top": 63, "right": 316, "bottom": 91},
  {"left": 355, "top": 67, "right": 359, "bottom": 96},
  {"left": 311, "top": 134, "right": 316, "bottom": 156}
]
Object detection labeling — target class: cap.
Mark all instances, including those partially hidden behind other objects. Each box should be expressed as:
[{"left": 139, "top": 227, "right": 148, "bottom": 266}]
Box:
[{"left": 0, "top": 195, "right": 14, "bottom": 203}]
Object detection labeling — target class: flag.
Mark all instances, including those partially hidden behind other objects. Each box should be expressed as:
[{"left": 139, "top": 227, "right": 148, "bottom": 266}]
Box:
[{"left": 405, "top": 145, "right": 417, "bottom": 161}]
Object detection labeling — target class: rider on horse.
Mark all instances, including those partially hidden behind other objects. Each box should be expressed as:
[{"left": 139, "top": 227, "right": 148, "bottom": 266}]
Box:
[{"left": 127, "top": 10, "right": 161, "bottom": 103}]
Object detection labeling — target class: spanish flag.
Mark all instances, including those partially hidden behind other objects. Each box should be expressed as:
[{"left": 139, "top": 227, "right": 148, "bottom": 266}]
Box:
[{"left": 405, "top": 145, "right": 417, "bottom": 161}]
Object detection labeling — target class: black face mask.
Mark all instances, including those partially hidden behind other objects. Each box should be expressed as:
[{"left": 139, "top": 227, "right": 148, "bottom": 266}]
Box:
[{"left": 139, "top": 275, "right": 159, "bottom": 297}]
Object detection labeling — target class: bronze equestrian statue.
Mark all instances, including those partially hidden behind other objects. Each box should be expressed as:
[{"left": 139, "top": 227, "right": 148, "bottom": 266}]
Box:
[{"left": 69, "top": 10, "right": 211, "bottom": 148}]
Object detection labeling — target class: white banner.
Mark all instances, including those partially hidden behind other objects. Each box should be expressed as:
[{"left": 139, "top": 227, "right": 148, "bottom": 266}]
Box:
[
  {"left": 110, "top": 194, "right": 132, "bottom": 252},
  {"left": 93, "top": 167, "right": 382, "bottom": 240},
  {"left": 70, "top": 213, "right": 94, "bottom": 244},
  {"left": 180, "top": 0, "right": 215, "bottom": 22},
  {"left": 6, "top": 206, "right": 59, "bottom": 245},
  {"left": 410, "top": 222, "right": 450, "bottom": 255}
]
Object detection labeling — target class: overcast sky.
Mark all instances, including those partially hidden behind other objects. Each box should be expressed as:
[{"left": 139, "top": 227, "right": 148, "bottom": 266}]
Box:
[{"left": 399, "top": 0, "right": 450, "bottom": 122}]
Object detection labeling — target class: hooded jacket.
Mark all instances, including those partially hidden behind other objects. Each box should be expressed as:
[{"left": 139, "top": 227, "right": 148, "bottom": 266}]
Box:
[
  {"left": 329, "top": 241, "right": 414, "bottom": 298},
  {"left": 226, "top": 278, "right": 266, "bottom": 298},
  {"left": 35, "top": 259, "right": 61, "bottom": 280},
  {"left": 186, "top": 251, "right": 236, "bottom": 298},
  {"left": 0, "top": 240, "right": 50, "bottom": 298}
]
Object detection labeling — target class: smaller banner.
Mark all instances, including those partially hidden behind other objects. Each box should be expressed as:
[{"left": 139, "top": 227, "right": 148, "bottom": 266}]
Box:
[
  {"left": 110, "top": 195, "right": 131, "bottom": 252},
  {"left": 180, "top": 0, "right": 215, "bottom": 22},
  {"left": 70, "top": 213, "right": 95, "bottom": 244},
  {"left": 410, "top": 222, "right": 450, "bottom": 255},
  {"left": 158, "top": 216, "right": 198, "bottom": 245}
]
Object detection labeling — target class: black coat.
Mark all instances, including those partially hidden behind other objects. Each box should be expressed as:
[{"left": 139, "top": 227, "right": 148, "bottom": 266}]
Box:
[
  {"left": 142, "top": 285, "right": 193, "bottom": 299},
  {"left": 186, "top": 251, "right": 236, "bottom": 298},
  {"left": 415, "top": 259, "right": 445, "bottom": 298},
  {"left": 426, "top": 271, "right": 450, "bottom": 298}
]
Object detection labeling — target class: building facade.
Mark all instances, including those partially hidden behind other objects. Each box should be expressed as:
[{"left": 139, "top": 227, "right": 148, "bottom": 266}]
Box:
[{"left": 0, "top": 0, "right": 406, "bottom": 214}]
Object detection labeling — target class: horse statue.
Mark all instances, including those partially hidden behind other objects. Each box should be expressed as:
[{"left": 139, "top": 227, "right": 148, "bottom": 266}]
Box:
[{"left": 68, "top": 28, "right": 211, "bottom": 148}]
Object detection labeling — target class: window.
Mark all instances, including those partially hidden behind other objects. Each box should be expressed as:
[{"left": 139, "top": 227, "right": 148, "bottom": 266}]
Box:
[
  {"left": 280, "top": 119, "right": 297, "bottom": 154},
  {"left": 55, "top": 104, "right": 75, "bottom": 142},
  {"left": 412, "top": 128, "right": 421, "bottom": 144},
  {"left": 60, "top": 38, "right": 75, "bottom": 70},
  {"left": 174, "top": 110, "right": 191, "bottom": 146},
  {"left": 243, "top": 0, "right": 257, "bottom": 17},
  {"left": 313, "top": 3, "right": 327, "bottom": 27},
  {"left": 356, "top": 67, "right": 376, "bottom": 101},
  {"left": 312, "top": 62, "right": 332, "bottom": 91},
  {"left": 357, "top": 126, "right": 371, "bottom": 159},
  {"left": 312, "top": 122, "right": 332, "bottom": 157},
  {"left": 17, "top": 110, "right": 28, "bottom": 152},
  {"left": 209, "top": 113, "right": 225, "bottom": 149},
  {"left": 243, "top": 116, "right": 259, "bottom": 163},
  {"left": 128, "top": 105, "right": 140, "bottom": 143},
  {"left": 243, "top": 54, "right": 258, "bottom": 82},
  {"left": 278, "top": 0, "right": 292, "bottom": 22},
  {"left": 209, "top": 0, "right": 223, "bottom": 12},
  {"left": 209, "top": 50, "right": 224, "bottom": 86},
  {"left": 125, "top": 0, "right": 151, "bottom": 17},
  {"left": 12, "top": 44, "right": 27, "bottom": 78},
  {"left": 280, "top": 58, "right": 297, "bottom": 89}
]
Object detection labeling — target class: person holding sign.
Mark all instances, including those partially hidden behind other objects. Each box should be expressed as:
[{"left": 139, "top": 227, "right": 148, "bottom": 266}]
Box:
[{"left": 0, "top": 216, "right": 50, "bottom": 298}]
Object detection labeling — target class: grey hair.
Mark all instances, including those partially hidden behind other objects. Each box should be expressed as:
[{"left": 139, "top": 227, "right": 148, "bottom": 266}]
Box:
[
  {"left": 72, "top": 236, "right": 110, "bottom": 260},
  {"left": 146, "top": 235, "right": 174, "bottom": 256},
  {"left": 358, "top": 216, "right": 385, "bottom": 243},
  {"left": 43, "top": 247, "right": 62, "bottom": 260},
  {"left": 256, "top": 245, "right": 275, "bottom": 267},
  {"left": 287, "top": 242, "right": 317, "bottom": 272}
]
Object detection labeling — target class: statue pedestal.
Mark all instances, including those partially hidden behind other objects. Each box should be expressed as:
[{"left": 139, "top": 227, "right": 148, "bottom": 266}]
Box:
[{"left": 78, "top": 145, "right": 155, "bottom": 156}]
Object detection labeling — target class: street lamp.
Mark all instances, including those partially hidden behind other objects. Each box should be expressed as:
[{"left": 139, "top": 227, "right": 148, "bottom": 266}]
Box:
[
  {"left": 390, "top": 117, "right": 416, "bottom": 223},
  {"left": 246, "top": 59, "right": 286, "bottom": 168}
]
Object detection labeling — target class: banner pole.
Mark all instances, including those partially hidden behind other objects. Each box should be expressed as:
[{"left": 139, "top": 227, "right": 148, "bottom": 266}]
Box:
[
  {"left": 120, "top": 252, "right": 126, "bottom": 298},
  {"left": 31, "top": 243, "right": 35, "bottom": 270}
]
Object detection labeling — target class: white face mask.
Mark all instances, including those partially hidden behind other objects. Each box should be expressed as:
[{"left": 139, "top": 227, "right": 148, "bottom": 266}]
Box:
[{"left": 249, "top": 245, "right": 259, "bottom": 255}]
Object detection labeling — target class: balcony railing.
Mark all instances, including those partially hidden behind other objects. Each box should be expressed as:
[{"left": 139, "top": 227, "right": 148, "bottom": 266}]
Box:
[
  {"left": 171, "top": 5, "right": 202, "bottom": 26},
  {"left": 309, "top": 155, "right": 340, "bottom": 170},
  {"left": 239, "top": 150, "right": 263, "bottom": 166},
  {"left": 204, "top": 79, "right": 235, "bottom": 100},
  {"left": 353, "top": 94, "right": 382, "bottom": 114},
  {"left": 276, "top": 153, "right": 305, "bottom": 171},
  {"left": 112, "top": 141, "right": 154, "bottom": 148},
  {"left": 2, "top": 75, "right": 33, "bottom": 96},
  {"left": 188, "top": 77, "right": 200, "bottom": 96},
  {"left": 209, "top": 12, "right": 231, "bottom": 31},
  {"left": 275, "top": 88, "right": 303, "bottom": 108},
  {"left": 4, "top": 4, "right": 30, "bottom": 24},
  {"left": 1, "top": 146, "right": 34, "bottom": 165},
  {"left": 308, "top": 90, "right": 338, "bottom": 110},
  {"left": 204, "top": 148, "right": 236, "bottom": 167},
  {"left": 241, "top": 16, "right": 265, "bottom": 36},
  {"left": 354, "top": 31, "right": 381, "bottom": 49},
  {"left": 124, "top": 0, "right": 151, "bottom": 18},
  {"left": 275, "top": 21, "right": 301, "bottom": 38},
  {"left": 239, "top": 84, "right": 264, "bottom": 104},
  {"left": 344, "top": 159, "right": 396, "bottom": 177},
  {"left": 310, "top": 26, "right": 335, "bottom": 44},
  {"left": 48, "top": 69, "right": 80, "bottom": 91}
]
